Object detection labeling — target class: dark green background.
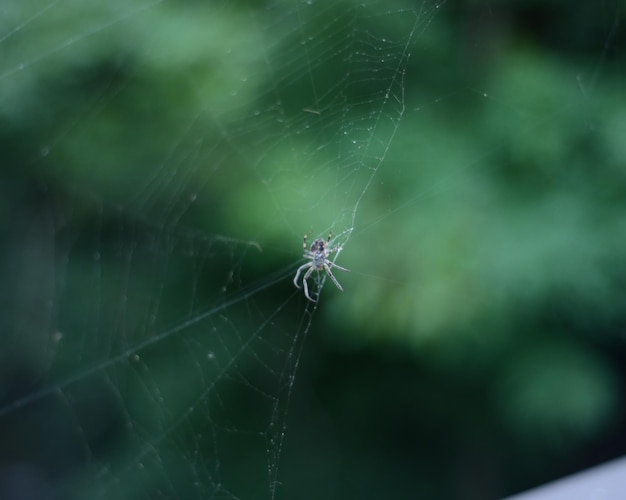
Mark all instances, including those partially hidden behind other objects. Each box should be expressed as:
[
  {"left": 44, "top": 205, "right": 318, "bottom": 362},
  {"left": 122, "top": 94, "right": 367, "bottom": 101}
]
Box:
[{"left": 1, "top": 1, "right": 625, "bottom": 499}]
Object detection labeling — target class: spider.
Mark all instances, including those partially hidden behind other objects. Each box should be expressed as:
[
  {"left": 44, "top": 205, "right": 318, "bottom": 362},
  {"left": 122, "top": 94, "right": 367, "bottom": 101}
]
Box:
[{"left": 293, "top": 231, "right": 350, "bottom": 302}]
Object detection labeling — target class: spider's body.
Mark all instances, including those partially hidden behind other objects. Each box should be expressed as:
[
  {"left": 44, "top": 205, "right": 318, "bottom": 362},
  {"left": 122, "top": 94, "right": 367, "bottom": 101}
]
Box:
[{"left": 293, "top": 232, "right": 349, "bottom": 302}]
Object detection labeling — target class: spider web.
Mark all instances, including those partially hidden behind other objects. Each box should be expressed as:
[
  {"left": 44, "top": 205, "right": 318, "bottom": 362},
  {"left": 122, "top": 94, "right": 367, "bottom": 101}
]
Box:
[
  {"left": 0, "top": 1, "right": 445, "bottom": 498},
  {"left": 2, "top": 0, "right": 625, "bottom": 499}
]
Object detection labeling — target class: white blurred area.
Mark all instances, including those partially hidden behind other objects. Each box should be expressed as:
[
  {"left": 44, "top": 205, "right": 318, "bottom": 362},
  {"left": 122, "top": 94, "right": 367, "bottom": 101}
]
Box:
[{"left": 506, "top": 456, "right": 626, "bottom": 500}]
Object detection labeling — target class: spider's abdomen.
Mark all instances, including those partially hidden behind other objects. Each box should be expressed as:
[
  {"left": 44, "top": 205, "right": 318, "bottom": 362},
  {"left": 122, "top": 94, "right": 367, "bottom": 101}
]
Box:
[
  {"left": 310, "top": 239, "right": 325, "bottom": 253},
  {"left": 310, "top": 239, "right": 327, "bottom": 268}
]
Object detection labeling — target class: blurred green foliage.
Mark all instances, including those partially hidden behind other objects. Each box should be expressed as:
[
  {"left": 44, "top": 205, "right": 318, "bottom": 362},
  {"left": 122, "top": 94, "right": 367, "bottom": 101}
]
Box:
[{"left": 1, "top": 0, "right": 625, "bottom": 499}]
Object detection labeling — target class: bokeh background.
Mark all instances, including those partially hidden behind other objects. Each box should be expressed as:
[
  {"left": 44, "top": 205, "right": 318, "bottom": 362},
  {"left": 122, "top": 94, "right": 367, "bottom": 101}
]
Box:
[{"left": 1, "top": 0, "right": 625, "bottom": 499}]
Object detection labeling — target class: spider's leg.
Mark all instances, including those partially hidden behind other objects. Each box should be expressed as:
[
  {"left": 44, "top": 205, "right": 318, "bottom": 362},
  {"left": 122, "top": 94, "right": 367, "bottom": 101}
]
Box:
[
  {"left": 327, "top": 261, "right": 350, "bottom": 272},
  {"left": 293, "top": 263, "right": 311, "bottom": 288},
  {"left": 324, "top": 264, "right": 344, "bottom": 292},
  {"left": 303, "top": 279, "right": 315, "bottom": 302},
  {"left": 325, "top": 244, "right": 342, "bottom": 257},
  {"left": 302, "top": 266, "right": 317, "bottom": 302}
]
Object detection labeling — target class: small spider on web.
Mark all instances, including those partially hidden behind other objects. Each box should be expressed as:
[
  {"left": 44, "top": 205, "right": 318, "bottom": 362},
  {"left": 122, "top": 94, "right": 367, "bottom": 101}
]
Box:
[{"left": 293, "top": 231, "right": 350, "bottom": 302}]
